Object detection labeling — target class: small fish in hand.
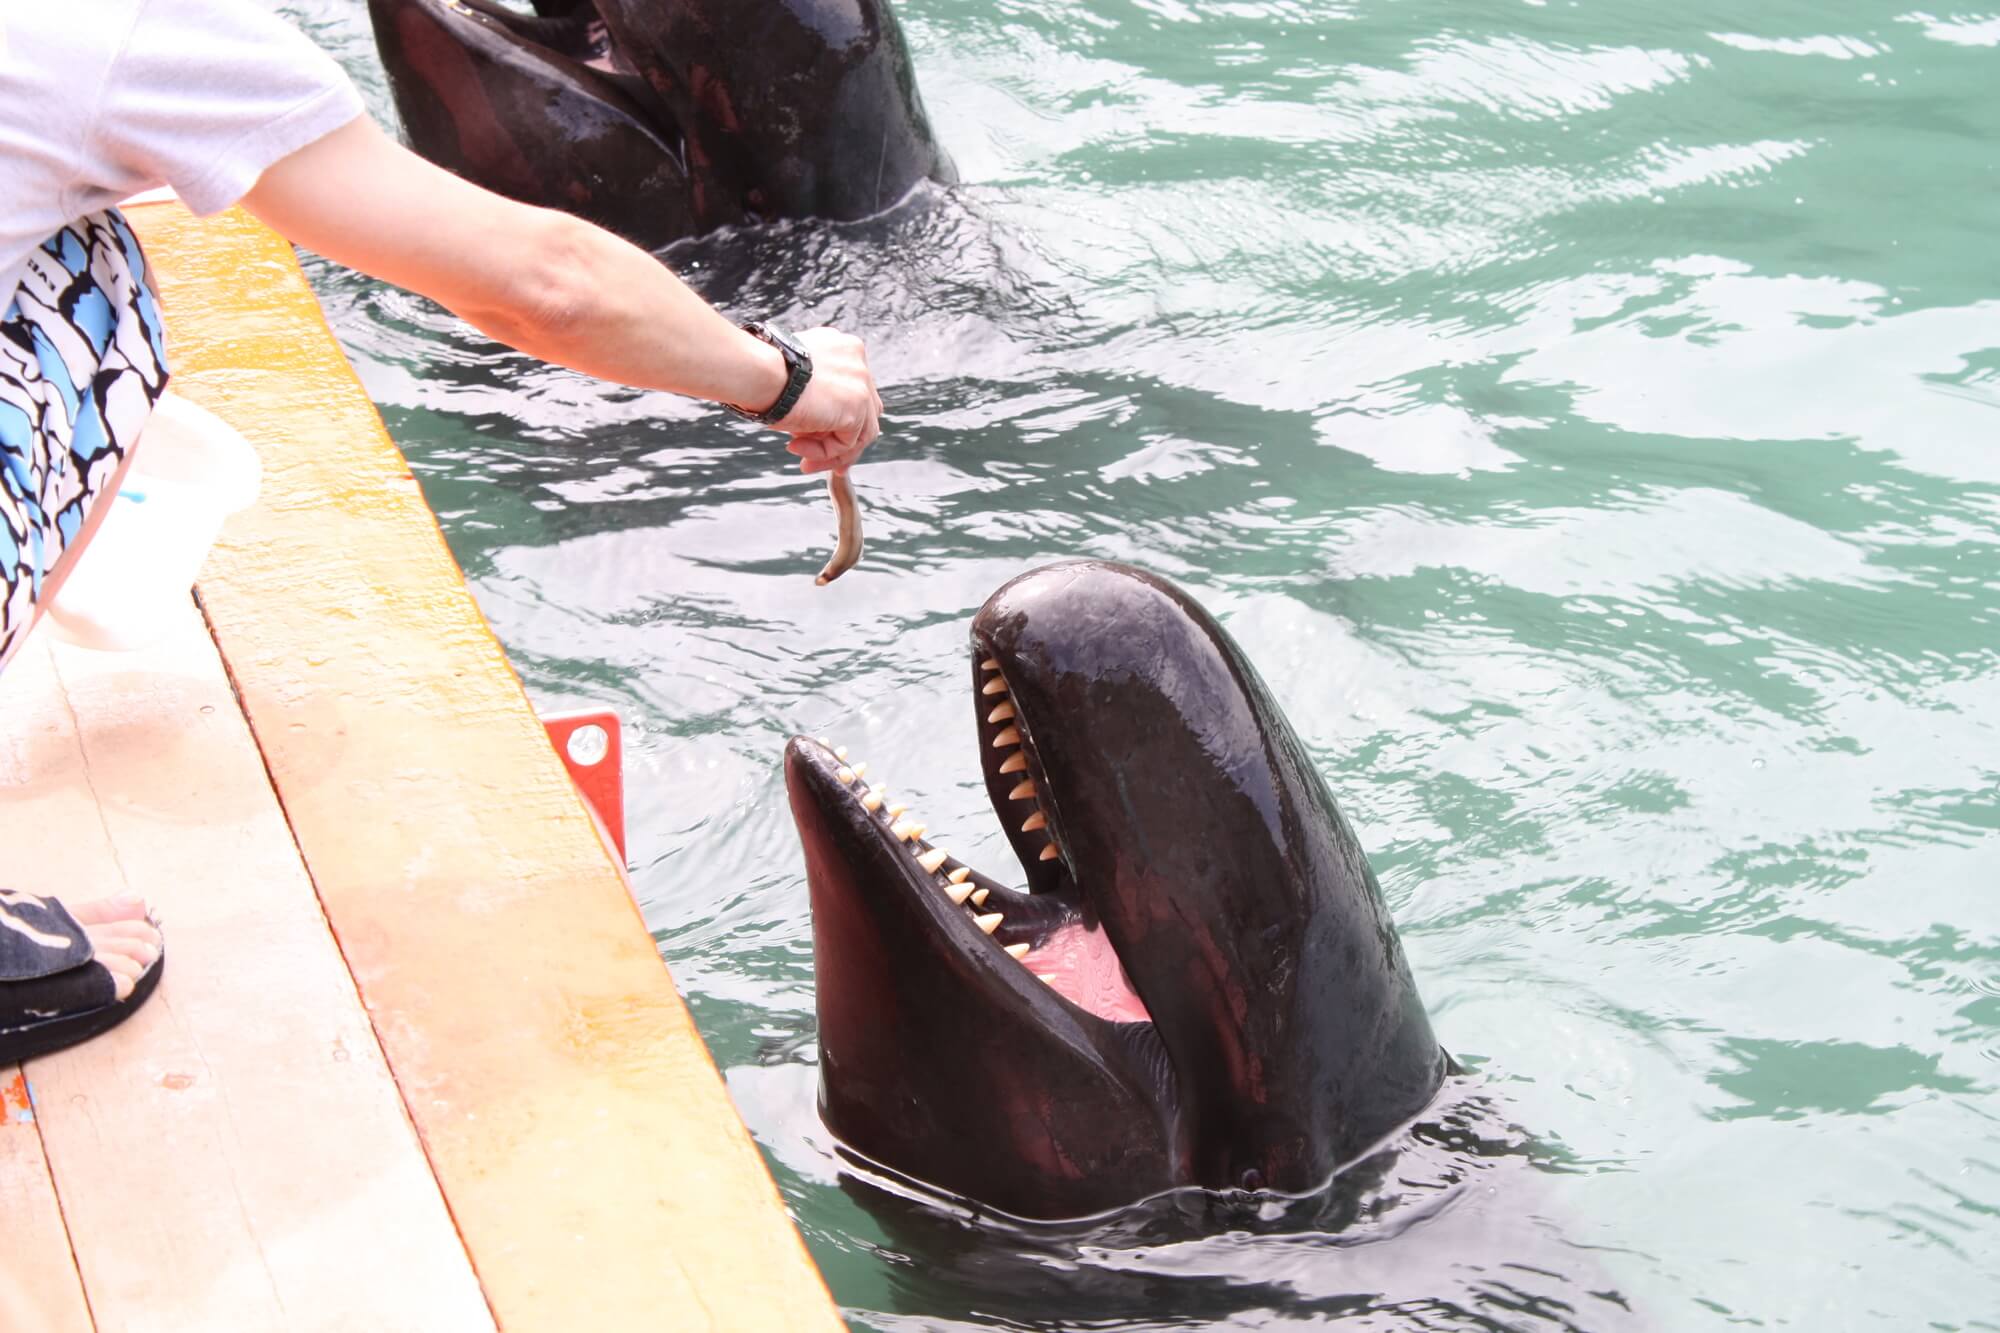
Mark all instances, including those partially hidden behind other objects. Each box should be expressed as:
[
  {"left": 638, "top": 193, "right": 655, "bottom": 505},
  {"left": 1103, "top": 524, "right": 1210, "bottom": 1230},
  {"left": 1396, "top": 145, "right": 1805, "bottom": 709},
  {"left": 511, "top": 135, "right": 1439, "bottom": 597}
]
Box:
[{"left": 815, "top": 470, "right": 863, "bottom": 586}]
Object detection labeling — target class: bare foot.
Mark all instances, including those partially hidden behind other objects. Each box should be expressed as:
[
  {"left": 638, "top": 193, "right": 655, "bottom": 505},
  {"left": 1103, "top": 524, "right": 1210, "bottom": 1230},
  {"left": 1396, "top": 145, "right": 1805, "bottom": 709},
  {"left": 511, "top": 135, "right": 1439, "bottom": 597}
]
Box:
[{"left": 68, "top": 895, "right": 161, "bottom": 1002}]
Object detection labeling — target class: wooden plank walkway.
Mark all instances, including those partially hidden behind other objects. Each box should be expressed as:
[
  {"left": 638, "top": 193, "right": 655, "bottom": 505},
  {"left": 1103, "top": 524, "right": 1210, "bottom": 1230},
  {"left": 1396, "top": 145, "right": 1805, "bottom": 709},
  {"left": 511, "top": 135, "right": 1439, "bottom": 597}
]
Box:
[
  {"left": 0, "top": 203, "right": 843, "bottom": 1330},
  {"left": 3, "top": 611, "right": 492, "bottom": 1332}
]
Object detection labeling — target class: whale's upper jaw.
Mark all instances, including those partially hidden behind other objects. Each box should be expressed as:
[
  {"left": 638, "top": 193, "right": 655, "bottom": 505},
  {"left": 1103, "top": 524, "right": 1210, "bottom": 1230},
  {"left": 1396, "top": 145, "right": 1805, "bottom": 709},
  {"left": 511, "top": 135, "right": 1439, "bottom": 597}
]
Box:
[
  {"left": 970, "top": 562, "right": 1447, "bottom": 1191},
  {"left": 793, "top": 560, "right": 1446, "bottom": 1218}
]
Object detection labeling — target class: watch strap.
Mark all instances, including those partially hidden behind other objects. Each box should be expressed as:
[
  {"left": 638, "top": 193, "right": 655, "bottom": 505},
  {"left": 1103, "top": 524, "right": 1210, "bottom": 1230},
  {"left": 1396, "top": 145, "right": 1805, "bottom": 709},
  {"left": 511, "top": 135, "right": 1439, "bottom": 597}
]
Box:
[{"left": 731, "top": 322, "right": 813, "bottom": 425}]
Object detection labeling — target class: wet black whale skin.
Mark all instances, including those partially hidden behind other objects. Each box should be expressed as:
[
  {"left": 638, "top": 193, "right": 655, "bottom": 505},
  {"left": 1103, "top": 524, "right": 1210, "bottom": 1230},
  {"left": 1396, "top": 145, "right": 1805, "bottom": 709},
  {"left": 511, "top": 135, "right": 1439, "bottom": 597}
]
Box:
[
  {"left": 790, "top": 561, "right": 1446, "bottom": 1220},
  {"left": 368, "top": 0, "right": 955, "bottom": 249}
]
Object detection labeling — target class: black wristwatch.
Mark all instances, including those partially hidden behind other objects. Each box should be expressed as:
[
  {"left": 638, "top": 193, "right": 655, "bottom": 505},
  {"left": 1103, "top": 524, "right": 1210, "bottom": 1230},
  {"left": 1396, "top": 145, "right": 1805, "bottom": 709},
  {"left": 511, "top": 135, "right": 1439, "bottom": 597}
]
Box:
[{"left": 730, "top": 321, "right": 814, "bottom": 424}]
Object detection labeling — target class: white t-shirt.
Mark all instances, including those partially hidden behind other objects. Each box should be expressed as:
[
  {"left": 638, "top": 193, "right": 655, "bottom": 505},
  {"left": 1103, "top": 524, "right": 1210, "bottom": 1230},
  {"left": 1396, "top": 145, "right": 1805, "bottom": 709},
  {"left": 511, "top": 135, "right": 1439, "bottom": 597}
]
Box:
[{"left": 0, "top": 0, "right": 363, "bottom": 308}]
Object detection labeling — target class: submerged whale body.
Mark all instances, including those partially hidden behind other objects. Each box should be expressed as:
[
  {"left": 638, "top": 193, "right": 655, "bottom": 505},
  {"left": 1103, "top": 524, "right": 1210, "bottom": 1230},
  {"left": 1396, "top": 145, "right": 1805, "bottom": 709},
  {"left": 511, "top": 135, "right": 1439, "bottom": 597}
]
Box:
[
  {"left": 785, "top": 561, "right": 1448, "bottom": 1220},
  {"left": 367, "top": 0, "right": 956, "bottom": 249}
]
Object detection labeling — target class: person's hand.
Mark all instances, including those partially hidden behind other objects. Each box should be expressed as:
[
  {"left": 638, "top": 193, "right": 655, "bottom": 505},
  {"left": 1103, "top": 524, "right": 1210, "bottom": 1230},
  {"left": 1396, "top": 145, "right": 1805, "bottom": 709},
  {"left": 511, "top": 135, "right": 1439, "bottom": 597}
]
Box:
[{"left": 772, "top": 327, "right": 883, "bottom": 473}]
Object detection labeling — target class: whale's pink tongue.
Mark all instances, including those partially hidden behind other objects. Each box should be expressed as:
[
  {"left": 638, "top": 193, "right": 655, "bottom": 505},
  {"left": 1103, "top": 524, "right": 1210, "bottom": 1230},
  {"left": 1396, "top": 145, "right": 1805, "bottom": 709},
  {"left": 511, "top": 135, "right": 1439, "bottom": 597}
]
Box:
[{"left": 1025, "top": 921, "right": 1152, "bottom": 1024}]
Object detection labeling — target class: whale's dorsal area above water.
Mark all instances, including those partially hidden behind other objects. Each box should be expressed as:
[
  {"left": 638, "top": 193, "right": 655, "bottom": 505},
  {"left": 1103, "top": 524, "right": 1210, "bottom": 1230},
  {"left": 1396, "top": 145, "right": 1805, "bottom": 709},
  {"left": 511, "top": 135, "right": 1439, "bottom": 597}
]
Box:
[{"left": 787, "top": 560, "right": 1446, "bottom": 1221}]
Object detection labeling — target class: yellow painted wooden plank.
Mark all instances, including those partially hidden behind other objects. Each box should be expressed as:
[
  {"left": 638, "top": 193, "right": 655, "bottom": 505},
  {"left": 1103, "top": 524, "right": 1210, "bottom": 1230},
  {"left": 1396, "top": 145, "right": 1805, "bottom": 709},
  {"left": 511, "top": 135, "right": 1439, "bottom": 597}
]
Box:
[
  {"left": 0, "top": 1072, "right": 93, "bottom": 1333},
  {"left": 3, "top": 613, "right": 494, "bottom": 1332},
  {"left": 125, "top": 204, "right": 842, "bottom": 1329}
]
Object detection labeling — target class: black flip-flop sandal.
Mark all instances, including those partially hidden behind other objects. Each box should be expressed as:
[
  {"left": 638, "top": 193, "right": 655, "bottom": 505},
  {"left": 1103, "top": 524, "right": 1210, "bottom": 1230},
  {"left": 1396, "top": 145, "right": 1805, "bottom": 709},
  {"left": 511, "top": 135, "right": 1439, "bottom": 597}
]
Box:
[{"left": 0, "top": 890, "right": 165, "bottom": 1064}]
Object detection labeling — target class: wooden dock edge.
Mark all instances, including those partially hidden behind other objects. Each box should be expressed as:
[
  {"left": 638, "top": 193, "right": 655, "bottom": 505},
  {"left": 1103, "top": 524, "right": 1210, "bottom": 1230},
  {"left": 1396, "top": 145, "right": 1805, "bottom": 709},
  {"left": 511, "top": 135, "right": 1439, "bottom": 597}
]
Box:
[{"left": 125, "top": 203, "right": 844, "bottom": 1331}]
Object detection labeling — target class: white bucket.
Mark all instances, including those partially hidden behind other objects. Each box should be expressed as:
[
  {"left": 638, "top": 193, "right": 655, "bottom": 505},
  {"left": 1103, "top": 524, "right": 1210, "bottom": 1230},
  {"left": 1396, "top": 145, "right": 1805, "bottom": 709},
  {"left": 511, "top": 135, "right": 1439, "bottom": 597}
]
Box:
[{"left": 43, "top": 392, "right": 262, "bottom": 652}]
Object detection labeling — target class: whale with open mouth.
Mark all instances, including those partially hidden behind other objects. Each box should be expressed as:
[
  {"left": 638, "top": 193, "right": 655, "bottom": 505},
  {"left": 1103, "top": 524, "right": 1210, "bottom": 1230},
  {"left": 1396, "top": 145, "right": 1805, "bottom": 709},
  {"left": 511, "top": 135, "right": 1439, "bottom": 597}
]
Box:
[
  {"left": 785, "top": 561, "right": 1447, "bottom": 1220},
  {"left": 367, "top": 0, "right": 956, "bottom": 249}
]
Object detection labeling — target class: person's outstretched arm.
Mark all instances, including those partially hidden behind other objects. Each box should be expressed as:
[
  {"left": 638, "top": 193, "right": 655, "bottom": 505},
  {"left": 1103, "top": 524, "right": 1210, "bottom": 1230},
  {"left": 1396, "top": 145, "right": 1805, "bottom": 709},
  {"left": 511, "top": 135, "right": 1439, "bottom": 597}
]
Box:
[{"left": 241, "top": 116, "right": 879, "bottom": 472}]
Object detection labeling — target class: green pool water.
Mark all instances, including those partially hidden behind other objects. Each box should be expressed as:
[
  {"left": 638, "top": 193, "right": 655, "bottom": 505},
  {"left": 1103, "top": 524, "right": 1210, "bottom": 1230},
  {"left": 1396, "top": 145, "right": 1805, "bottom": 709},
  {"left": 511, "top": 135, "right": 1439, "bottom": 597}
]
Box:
[{"left": 287, "top": 1, "right": 1996, "bottom": 1326}]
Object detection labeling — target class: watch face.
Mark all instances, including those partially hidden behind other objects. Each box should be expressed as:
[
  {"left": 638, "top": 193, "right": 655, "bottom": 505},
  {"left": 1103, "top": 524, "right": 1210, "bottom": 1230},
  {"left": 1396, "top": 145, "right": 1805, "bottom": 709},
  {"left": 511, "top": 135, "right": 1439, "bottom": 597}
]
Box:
[
  {"left": 740, "top": 321, "right": 813, "bottom": 423},
  {"left": 746, "top": 321, "right": 810, "bottom": 370},
  {"left": 767, "top": 324, "right": 809, "bottom": 365}
]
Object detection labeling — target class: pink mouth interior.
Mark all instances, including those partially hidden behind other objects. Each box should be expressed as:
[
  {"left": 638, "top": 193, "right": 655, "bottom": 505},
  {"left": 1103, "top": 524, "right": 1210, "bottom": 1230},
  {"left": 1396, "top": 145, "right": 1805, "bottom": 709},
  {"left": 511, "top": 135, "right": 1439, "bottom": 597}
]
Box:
[{"left": 1024, "top": 921, "right": 1152, "bottom": 1025}]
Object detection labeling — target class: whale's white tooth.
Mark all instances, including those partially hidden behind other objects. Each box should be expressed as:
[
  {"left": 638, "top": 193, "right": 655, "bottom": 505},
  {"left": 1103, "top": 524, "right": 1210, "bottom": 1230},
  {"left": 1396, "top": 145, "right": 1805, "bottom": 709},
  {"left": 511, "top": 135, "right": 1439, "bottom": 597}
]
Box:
[
  {"left": 999, "top": 754, "right": 1028, "bottom": 774},
  {"left": 816, "top": 736, "right": 831, "bottom": 746},
  {"left": 947, "top": 880, "right": 976, "bottom": 905},
  {"left": 991, "top": 727, "right": 1021, "bottom": 748},
  {"left": 851, "top": 762, "right": 868, "bottom": 778},
  {"left": 970, "top": 888, "right": 990, "bottom": 907},
  {"left": 1008, "top": 779, "right": 1036, "bottom": 801},
  {"left": 987, "top": 701, "right": 1015, "bottom": 724},
  {"left": 1021, "top": 811, "right": 1047, "bottom": 832},
  {"left": 1039, "top": 843, "right": 1061, "bottom": 862},
  {"left": 835, "top": 746, "right": 849, "bottom": 761},
  {"left": 980, "top": 657, "right": 1000, "bottom": 671},
  {"left": 891, "top": 820, "right": 924, "bottom": 841},
  {"left": 861, "top": 788, "right": 883, "bottom": 812},
  {"left": 887, "top": 803, "right": 909, "bottom": 818},
  {"left": 917, "top": 848, "right": 950, "bottom": 873},
  {"left": 1004, "top": 942, "right": 1031, "bottom": 961},
  {"left": 836, "top": 766, "right": 856, "bottom": 784},
  {"left": 974, "top": 913, "right": 1003, "bottom": 935},
  {"left": 981, "top": 677, "right": 1008, "bottom": 696},
  {"left": 947, "top": 866, "right": 972, "bottom": 884}
]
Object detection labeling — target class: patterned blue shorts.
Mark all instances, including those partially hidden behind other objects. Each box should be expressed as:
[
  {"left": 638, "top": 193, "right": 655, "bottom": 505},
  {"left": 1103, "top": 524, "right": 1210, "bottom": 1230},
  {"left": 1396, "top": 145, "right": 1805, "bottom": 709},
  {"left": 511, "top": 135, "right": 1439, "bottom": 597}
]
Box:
[{"left": 0, "top": 210, "right": 170, "bottom": 674}]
